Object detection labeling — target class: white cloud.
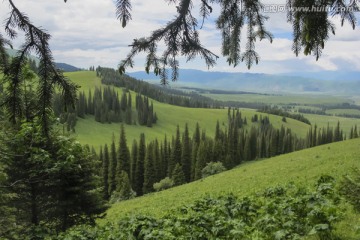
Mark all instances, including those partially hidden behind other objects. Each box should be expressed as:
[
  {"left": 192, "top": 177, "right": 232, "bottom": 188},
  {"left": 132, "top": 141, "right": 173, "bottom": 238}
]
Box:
[{"left": 1, "top": 0, "right": 359, "bottom": 75}]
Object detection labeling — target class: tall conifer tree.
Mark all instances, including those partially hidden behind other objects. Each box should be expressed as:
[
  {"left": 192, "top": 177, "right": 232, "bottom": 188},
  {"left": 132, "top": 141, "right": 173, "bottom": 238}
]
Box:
[
  {"left": 134, "top": 133, "right": 146, "bottom": 196},
  {"left": 181, "top": 124, "right": 191, "bottom": 182}
]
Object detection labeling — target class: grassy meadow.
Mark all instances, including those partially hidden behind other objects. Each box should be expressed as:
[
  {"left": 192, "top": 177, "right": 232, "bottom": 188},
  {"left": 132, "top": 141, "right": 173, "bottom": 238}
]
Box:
[
  {"left": 203, "top": 93, "right": 352, "bottom": 105},
  {"left": 303, "top": 113, "right": 360, "bottom": 135},
  {"left": 104, "top": 138, "right": 360, "bottom": 239},
  {"left": 64, "top": 71, "right": 311, "bottom": 151},
  {"left": 326, "top": 108, "right": 360, "bottom": 116}
]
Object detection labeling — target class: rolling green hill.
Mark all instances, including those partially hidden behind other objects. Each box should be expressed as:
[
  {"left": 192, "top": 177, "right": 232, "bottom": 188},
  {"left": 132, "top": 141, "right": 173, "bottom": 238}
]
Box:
[
  {"left": 104, "top": 138, "right": 360, "bottom": 238},
  {"left": 64, "top": 71, "right": 311, "bottom": 151}
]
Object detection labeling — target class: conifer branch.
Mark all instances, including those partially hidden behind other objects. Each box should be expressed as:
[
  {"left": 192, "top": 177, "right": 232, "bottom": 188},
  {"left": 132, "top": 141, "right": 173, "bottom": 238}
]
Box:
[{"left": 2, "top": 0, "right": 78, "bottom": 137}]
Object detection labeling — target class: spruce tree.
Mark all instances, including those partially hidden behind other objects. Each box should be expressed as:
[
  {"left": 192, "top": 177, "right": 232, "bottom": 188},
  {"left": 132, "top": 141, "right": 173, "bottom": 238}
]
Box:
[
  {"left": 143, "top": 143, "right": 156, "bottom": 194},
  {"left": 108, "top": 136, "right": 117, "bottom": 195},
  {"left": 172, "top": 163, "right": 186, "bottom": 186},
  {"left": 193, "top": 122, "right": 201, "bottom": 145},
  {"left": 244, "top": 134, "right": 251, "bottom": 161},
  {"left": 333, "top": 121, "right": 342, "bottom": 142},
  {"left": 118, "top": 124, "right": 131, "bottom": 176},
  {"left": 153, "top": 139, "right": 162, "bottom": 183},
  {"left": 120, "top": 91, "right": 127, "bottom": 111},
  {"left": 114, "top": 171, "right": 133, "bottom": 201},
  {"left": 354, "top": 125, "right": 359, "bottom": 138},
  {"left": 161, "top": 136, "right": 170, "bottom": 179},
  {"left": 181, "top": 123, "right": 192, "bottom": 182},
  {"left": 130, "top": 140, "right": 138, "bottom": 187},
  {"left": 134, "top": 133, "right": 146, "bottom": 196},
  {"left": 101, "top": 146, "right": 110, "bottom": 200},
  {"left": 169, "top": 125, "right": 182, "bottom": 176},
  {"left": 194, "top": 141, "right": 208, "bottom": 180}
]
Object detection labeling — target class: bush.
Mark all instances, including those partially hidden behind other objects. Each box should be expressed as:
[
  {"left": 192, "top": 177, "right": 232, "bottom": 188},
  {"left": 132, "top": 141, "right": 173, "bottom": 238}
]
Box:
[
  {"left": 201, "top": 162, "right": 226, "bottom": 178},
  {"left": 340, "top": 168, "right": 360, "bottom": 212},
  {"left": 153, "top": 177, "right": 174, "bottom": 192}
]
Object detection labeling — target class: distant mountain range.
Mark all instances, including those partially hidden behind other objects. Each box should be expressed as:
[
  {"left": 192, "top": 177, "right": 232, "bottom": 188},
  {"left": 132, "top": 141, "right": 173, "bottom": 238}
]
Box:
[
  {"left": 55, "top": 63, "right": 81, "bottom": 72},
  {"left": 128, "top": 69, "right": 360, "bottom": 95}
]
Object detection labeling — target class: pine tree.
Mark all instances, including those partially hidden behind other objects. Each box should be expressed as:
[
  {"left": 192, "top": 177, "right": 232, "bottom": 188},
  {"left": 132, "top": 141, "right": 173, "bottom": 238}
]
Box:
[
  {"left": 193, "top": 122, "right": 201, "bottom": 145},
  {"left": 172, "top": 163, "right": 185, "bottom": 186},
  {"left": 350, "top": 126, "right": 354, "bottom": 139},
  {"left": 108, "top": 136, "right": 117, "bottom": 195},
  {"left": 120, "top": 91, "right": 127, "bottom": 111},
  {"left": 190, "top": 141, "right": 199, "bottom": 181},
  {"left": 181, "top": 124, "right": 191, "bottom": 182},
  {"left": 101, "top": 146, "right": 109, "bottom": 200},
  {"left": 215, "top": 120, "right": 221, "bottom": 141},
  {"left": 153, "top": 139, "right": 161, "bottom": 183},
  {"left": 194, "top": 141, "right": 207, "bottom": 180},
  {"left": 169, "top": 125, "right": 182, "bottom": 176},
  {"left": 354, "top": 125, "right": 359, "bottom": 138},
  {"left": 134, "top": 133, "right": 146, "bottom": 196},
  {"left": 259, "top": 134, "right": 266, "bottom": 158},
  {"left": 118, "top": 124, "right": 131, "bottom": 176},
  {"left": 312, "top": 124, "right": 317, "bottom": 147},
  {"left": 333, "top": 121, "right": 342, "bottom": 142},
  {"left": 143, "top": 143, "right": 156, "bottom": 194},
  {"left": 130, "top": 140, "right": 138, "bottom": 187},
  {"left": 161, "top": 136, "right": 170, "bottom": 179},
  {"left": 115, "top": 171, "right": 133, "bottom": 201},
  {"left": 244, "top": 134, "right": 251, "bottom": 161},
  {"left": 269, "top": 130, "right": 279, "bottom": 157}
]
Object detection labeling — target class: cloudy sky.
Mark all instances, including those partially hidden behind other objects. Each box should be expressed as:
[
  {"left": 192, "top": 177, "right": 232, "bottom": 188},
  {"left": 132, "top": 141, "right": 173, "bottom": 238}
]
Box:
[{"left": 1, "top": 0, "right": 360, "bottom": 74}]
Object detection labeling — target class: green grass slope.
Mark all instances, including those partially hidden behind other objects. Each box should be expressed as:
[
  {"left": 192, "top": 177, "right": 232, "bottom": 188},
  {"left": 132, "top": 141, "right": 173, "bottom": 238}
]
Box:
[
  {"left": 304, "top": 113, "right": 360, "bottom": 134},
  {"left": 64, "top": 71, "right": 310, "bottom": 150},
  {"left": 203, "top": 93, "right": 351, "bottom": 105},
  {"left": 104, "top": 138, "right": 360, "bottom": 238}
]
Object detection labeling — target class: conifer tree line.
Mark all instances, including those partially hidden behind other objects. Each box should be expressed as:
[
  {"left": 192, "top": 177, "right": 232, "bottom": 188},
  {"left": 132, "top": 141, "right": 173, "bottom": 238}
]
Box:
[
  {"left": 258, "top": 106, "right": 311, "bottom": 125},
  {"left": 96, "top": 66, "right": 223, "bottom": 109},
  {"left": 52, "top": 86, "right": 157, "bottom": 130},
  {"left": 305, "top": 122, "right": 360, "bottom": 148},
  {"left": 99, "top": 108, "right": 358, "bottom": 200}
]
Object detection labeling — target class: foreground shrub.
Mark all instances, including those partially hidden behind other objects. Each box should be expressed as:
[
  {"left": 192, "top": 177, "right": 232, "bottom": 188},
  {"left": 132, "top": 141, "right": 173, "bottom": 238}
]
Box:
[
  {"left": 153, "top": 177, "right": 174, "bottom": 192},
  {"left": 340, "top": 168, "right": 360, "bottom": 212},
  {"left": 56, "top": 176, "right": 343, "bottom": 239},
  {"left": 201, "top": 161, "right": 226, "bottom": 178}
]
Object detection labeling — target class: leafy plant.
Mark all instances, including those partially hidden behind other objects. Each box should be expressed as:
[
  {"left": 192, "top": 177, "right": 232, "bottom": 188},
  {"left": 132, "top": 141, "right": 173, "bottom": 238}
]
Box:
[
  {"left": 340, "top": 168, "right": 360, "bottom": 212},
  {"left": 153, "top": 177, "right": 174, "bottom": 192},
  {"left": 201, "top": 161, "right": 226, "bottom": 178},
  {"left": 58, "top": 176, "right": 342, "bottom": 239}
]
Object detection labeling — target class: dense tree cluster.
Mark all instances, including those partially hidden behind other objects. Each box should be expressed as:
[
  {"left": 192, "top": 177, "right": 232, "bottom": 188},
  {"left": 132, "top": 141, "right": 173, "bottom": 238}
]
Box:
[
  {"left": 306, "top": 122, "right": 343, "bottom": 148},
  {"left": 0, "top": 62, "right": 105, "bottom": 239},
  {"left": 53, "top": 86, "right": 158, "bottom": 130},
  {"left": 259, "top": 106, "right": 311, "bottom": 125},
  {"left": 100, "top": 109, "right": 302, "bottom": 198},
  {"left": 97, "top": 66, "right": 223, "bottom": 108},
  {"left": 99, "top": 108, "right": 355, "bottom": 198},
  {"left": 0, "top": 3, "right": 105, "bottom": 235},
  {"left": 298, "top": 107, "right": 360, "bottom": 119}
]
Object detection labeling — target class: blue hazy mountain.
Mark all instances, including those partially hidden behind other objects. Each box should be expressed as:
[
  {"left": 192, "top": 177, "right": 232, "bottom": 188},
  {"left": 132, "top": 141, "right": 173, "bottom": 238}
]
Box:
[
  {"left": 128, "top": 69, "right": 360, "bottom": 95},
  {"left": 55, "top": 63, "right": 81, "bottom": 72},
  {"left": 279, "top": 71, "right": 360, "bottom": 81}
]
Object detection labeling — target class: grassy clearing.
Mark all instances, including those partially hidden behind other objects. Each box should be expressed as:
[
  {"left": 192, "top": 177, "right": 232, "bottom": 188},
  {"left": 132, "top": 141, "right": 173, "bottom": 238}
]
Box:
[
  {"left": 104, "top": 138, "right": 360, "bottom": 239},
  {"left": 73, "top": 107, "right": 310, "bottom": 152},
  {"left": 203, "top": 93, "right": 351, "bottom": 105},
  {"left": 64, "top": 71, "right": 102, "bottom": 92}
]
